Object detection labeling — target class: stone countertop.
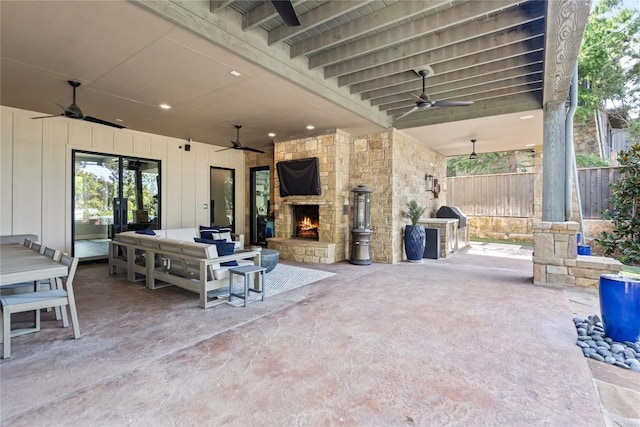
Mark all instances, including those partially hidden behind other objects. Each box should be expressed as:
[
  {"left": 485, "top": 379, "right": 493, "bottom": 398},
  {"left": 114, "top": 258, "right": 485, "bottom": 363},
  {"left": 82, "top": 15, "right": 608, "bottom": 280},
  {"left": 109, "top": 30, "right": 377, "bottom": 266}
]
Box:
[{"left": 418, "top": 218, "right": 458, "bottom": 224}]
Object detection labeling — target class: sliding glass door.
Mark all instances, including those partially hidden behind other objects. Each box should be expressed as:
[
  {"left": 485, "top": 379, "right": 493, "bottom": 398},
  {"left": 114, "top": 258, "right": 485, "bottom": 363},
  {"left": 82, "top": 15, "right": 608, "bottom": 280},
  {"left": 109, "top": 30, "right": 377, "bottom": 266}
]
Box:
[
  {"left": 210, "top": 167, "right": 235, "bottom": 229},
  {"left": 72, "top": 151, "right": 161, "bottom": 260},
  {"left": 250, "top": 167, "right": 270, "bottom": 244}
]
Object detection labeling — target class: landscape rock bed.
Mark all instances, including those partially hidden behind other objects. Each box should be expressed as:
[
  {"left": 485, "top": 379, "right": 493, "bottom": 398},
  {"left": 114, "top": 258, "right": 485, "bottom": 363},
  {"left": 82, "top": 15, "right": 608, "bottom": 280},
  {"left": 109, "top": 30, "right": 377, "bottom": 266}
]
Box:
[{"left": 573, "top": 315, "right": 640, "bottom": 372}]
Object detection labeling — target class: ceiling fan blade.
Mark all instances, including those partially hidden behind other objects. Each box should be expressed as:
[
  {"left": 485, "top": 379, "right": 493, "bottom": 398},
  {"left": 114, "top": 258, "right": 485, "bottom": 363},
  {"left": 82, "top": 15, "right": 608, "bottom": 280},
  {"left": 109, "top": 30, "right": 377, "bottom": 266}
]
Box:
[
  {"left": 431, "top": 100, "right": 474, "bottom": 107},
  {"left": 409, "top": 92, "right": 427, "bottom": 102},
  {"left": 83, "top": 116, "right": 125, "bottom": 129},
  {"left": 271, "top": 0, "right": 300, "bottom": 26},
  {"left": 31, "top": 113, "right": 64, "bottom": 120},
  {"left": 216, "top": 147, "right": 233, "bottom": 152},
  {"left": 396, "top": 106, "right": 420, "bottom": 120},
  {"left": 241, "top": 146, "right": 266, "bottom": 154}
]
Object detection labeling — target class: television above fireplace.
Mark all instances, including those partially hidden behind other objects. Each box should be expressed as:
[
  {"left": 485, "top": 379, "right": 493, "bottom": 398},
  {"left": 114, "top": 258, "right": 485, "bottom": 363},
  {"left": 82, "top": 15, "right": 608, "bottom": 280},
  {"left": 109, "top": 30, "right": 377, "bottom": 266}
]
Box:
[{"left": 276, "top": 157, "right": 321, "bottom": 197}]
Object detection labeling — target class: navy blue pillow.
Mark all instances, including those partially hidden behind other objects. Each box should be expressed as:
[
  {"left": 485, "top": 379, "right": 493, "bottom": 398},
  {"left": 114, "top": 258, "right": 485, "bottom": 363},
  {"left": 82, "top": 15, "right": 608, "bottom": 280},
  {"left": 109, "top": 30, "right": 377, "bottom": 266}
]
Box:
[
  {"left": 193, "top": 238, "right": 237, "bottom": 266},
  {"left": 135, "top": 229, "right": 156, "bottom": 235},
  {"left": 199, "top": 225, "right": 220, "bottom": 231},
  {"left": 217, "top": 242, "right": 238, "bottom": 267},
  {"left": 200, "top": 230, "right": 215, "bottom": 240}
]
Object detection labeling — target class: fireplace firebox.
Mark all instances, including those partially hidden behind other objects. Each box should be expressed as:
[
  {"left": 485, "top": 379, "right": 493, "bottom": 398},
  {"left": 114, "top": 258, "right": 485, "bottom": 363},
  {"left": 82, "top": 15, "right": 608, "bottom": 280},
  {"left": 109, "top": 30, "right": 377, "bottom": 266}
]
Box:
[{"left": 292, "top": 205, "right": 319, "bottom": 240}]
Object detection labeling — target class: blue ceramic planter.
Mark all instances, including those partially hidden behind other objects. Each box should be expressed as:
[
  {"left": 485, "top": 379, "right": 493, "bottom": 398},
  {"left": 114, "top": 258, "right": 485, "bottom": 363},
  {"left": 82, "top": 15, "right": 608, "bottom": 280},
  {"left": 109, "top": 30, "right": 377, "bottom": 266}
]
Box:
[
  {"left": 599, "top": 274, "right": 640, "bottom": 343},
  {"left": 404, "top": 225, "right": 426, "bottom": 262}
]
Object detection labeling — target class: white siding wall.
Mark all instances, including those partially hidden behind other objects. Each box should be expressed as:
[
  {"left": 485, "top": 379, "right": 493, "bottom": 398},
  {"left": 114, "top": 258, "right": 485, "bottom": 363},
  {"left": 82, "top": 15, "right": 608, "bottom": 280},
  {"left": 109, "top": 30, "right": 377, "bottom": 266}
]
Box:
[{"left": 0, "top": 106, "right": 246, "bottom": 254}]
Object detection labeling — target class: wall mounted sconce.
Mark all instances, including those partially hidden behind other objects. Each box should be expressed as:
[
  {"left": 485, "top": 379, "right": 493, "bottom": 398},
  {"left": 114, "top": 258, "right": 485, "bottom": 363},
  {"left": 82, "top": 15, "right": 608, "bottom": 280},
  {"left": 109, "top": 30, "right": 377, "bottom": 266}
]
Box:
[
  {"left": 432, "top": 178, "right": 441, "bottom": 198},
  {"left": 425, "top": 174, "right": 440, "bottom": 198},
  {"left": 425, "top": 174, "right": 434, "bottom": 192}
]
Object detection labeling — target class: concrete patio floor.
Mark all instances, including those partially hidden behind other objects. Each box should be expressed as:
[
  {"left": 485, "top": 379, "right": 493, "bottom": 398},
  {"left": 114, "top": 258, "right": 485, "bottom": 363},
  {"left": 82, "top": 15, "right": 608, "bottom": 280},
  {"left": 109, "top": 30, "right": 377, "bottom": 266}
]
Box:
[{"left": 1, "top": 242, "right": 638, "bottom": 426}]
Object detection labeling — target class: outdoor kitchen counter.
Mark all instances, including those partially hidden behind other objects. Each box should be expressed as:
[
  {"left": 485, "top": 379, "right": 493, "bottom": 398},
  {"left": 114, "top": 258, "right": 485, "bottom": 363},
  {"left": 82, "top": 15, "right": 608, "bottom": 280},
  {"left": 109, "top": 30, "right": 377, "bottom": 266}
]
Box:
[{"left": 418, "top": 218, "right": 463, "bottom": 258}]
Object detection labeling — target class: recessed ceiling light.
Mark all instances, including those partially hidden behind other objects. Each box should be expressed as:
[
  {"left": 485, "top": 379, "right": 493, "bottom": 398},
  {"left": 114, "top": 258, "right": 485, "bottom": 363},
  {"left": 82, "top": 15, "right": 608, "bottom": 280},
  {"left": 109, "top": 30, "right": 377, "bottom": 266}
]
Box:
[
  {"left": 520, "top": 114, "right": 534, "bottom": 120},
  {"left": 115, "top": 118, "right": 124, "bottom": 122},
  {"left": 159, "top": 103, "right": 172, "bottom": 110},
  {"left": 268, "top": 132, "right": 276, "bottom": 137},
  {"left": 525, "top": 143, "right": 536, "bottom": 147},
  {"left": 230, "top": 70, "right": 242, "bottom": 77},
  {"left": 306, "top": 125, "right": 315, "bottom": 130}
]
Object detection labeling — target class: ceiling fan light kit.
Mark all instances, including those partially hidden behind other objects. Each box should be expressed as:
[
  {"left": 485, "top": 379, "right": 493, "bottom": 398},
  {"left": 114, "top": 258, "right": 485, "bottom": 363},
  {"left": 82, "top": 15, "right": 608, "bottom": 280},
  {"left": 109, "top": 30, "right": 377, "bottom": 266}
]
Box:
[{"left": 469, "top": 139, "right": 478, "bottom": 160}]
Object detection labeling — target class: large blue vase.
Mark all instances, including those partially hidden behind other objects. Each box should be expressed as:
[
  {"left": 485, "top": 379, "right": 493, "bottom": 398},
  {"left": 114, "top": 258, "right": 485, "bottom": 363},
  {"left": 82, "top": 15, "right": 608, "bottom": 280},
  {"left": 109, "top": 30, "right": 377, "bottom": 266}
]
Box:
[
  {"left": 599, "top": 274, "right": 640, "bottom": 343},
  {"left": 404, "top": 225, "right": 425, "bottom": 262}
]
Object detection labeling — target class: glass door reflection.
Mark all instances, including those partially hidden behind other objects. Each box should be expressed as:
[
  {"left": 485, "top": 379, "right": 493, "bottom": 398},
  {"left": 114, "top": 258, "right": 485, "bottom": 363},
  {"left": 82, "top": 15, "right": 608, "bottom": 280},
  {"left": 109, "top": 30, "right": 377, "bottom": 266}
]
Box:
[{"left": 73, "top": 151, "right": 161, "bottom": 261}]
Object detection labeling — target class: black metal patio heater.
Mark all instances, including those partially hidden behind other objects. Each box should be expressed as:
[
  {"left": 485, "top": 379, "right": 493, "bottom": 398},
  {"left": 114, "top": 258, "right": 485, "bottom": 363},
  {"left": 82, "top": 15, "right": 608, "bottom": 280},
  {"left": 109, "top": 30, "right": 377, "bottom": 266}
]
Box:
[{"left": 350, "top": 184, "right": 373, "bottom": 265}]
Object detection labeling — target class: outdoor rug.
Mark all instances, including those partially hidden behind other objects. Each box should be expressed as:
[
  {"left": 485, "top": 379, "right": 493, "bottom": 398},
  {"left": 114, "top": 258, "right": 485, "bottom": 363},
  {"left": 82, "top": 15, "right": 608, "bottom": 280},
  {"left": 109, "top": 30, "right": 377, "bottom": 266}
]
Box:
[{"left": 207, "top": 263, "right": 335, "bottom": 306}]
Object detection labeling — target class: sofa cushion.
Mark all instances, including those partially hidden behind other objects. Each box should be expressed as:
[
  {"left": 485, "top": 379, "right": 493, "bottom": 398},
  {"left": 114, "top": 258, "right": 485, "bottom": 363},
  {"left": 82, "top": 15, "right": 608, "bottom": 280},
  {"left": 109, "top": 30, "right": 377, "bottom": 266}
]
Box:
[{"left": 195, "top": 238, "right": 237, "bottom": 266}]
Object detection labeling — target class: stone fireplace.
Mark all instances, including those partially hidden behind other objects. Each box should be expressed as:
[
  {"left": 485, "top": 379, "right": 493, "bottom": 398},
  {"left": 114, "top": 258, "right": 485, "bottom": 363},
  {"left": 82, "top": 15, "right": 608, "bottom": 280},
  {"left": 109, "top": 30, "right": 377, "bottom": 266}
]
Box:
[
  {"left": 292, "top": 205, "right": 319, "bottom": 240},
  {"left": 266, "top": 131, "right": 354, "bottom": 263}
]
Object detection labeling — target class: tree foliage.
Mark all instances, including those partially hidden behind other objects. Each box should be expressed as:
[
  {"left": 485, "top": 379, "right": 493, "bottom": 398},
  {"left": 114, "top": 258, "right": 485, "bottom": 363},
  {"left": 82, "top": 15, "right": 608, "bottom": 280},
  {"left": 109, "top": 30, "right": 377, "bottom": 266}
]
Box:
[
  {"left": 447, "top": 150, "right": 535, "bottom": 176},
  {"left": 575, "top": 153, "right": 610, "bottom": 167},
  {"left": 578, "top": 0, "right": 640, "bottom": 140},
  {"left": 595, "top": 144, "right": 640, "bottom": 265}
]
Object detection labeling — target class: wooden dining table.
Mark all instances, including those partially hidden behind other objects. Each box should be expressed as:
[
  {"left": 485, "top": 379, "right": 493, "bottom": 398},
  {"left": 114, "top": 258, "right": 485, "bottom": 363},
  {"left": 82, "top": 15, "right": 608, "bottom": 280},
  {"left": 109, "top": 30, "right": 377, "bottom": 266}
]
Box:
[
  {"left": 0, "top": 244, "right": 68, "bottom": 286},
  {"left": 0, "top": 244, "right": 69, "bottom": 338}
]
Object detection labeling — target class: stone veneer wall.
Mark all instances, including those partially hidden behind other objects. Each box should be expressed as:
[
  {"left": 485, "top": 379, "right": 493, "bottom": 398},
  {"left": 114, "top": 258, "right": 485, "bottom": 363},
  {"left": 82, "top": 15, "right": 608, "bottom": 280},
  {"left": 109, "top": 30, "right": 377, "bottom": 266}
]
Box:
[
  {"left": 390, "top": 129, "right": 447, "bottom": 263},
  {"left": 348, "top": 130, "right": 394, "bottom": 263},
  {"left": 271, "top": 130, "right": 351, "bottom": 262},
  {"left": 348, "top": 129, "right": 446, "bottom": 263},
  {"left": 251, "top": 128, "right": 448, "bottom": 264},
  {"left": 533, "top": 221, "right": 622, "bottom": 288}
]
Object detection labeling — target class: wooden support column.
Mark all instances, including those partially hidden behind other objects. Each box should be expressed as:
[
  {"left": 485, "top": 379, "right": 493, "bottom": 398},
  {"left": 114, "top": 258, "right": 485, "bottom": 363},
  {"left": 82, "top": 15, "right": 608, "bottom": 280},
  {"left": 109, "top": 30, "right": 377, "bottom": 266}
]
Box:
[{"left": 542, "top": 100, "right": 566, "bottom": 222}]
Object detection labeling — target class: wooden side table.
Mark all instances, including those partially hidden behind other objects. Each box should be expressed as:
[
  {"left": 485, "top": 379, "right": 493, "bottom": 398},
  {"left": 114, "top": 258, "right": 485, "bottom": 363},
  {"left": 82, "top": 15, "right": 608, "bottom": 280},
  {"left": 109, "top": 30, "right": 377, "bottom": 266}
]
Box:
[{"left": 228, "top": 265, "right": 267, "bottom": 307}]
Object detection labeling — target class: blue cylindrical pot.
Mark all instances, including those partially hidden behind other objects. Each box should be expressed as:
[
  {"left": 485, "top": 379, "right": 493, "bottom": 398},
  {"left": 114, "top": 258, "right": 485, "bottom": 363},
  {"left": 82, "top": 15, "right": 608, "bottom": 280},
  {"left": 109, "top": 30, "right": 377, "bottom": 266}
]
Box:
[
  {"left": 404, "top": 225, "right": 426, "bottom": 262},
  {"left": 599, "top": 274, "right": 640, "bottom": 343},
  {"left": 578, "top": 245, "right": 591, "bottom": 255}
]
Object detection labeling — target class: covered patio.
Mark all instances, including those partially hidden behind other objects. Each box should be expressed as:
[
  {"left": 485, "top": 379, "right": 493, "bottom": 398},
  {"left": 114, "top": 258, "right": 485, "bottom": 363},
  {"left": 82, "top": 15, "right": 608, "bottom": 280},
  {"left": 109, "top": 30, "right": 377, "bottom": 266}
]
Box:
[{"left": 1, "top": 245, "right": 638, "bottom": 425}]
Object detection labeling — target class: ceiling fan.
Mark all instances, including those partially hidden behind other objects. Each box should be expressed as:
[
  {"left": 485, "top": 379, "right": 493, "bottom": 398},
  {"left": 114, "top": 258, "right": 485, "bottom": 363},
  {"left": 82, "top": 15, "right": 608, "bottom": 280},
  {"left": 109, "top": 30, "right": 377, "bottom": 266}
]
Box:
[
  {"left": 31, "top": 80, "right": 125, "bottom": 129},
  {"left": 396, "top": 70, "right": 474, "bottom": 120},
  {"left": 217, "top": 125, "right": 266, "bottom": 154},
  {"left": 272, "top": 0, "right": 300, "bottom": 26}
]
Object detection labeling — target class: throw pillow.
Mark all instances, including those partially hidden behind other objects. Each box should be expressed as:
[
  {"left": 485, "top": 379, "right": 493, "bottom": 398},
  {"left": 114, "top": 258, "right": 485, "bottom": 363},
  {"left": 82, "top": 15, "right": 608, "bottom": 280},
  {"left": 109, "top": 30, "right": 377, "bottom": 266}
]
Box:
[
  {"left": 216, "top": 241, "right": 238, "bottom": 267},
  {"left": 135, "top": 229, "right": 156, "bottom": 235},
  {"left": 199, "top": 225, "right": 221, "bottom": 231},
  {"left": 193, "top": 238, "right": 237, "bottom": 266},
  {"left": 220, "top": 232, "right": 232, "bottom": 243},
  {"left": 200, "top": 230, "right": 216, "bottom": 240}
]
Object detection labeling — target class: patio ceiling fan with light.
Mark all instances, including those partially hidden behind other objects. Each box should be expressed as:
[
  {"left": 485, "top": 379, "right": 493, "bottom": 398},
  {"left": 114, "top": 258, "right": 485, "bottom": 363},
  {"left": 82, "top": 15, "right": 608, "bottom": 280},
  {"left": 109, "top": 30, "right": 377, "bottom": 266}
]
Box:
[
  {"left": 31, "top": 80, "right": 125, "bottom": 129},
  {"left": 396, "top": 69, "right": 474, "bottom": 120},
  {"left": 216, "top": 125, "right": 265, "bottom": 154}
]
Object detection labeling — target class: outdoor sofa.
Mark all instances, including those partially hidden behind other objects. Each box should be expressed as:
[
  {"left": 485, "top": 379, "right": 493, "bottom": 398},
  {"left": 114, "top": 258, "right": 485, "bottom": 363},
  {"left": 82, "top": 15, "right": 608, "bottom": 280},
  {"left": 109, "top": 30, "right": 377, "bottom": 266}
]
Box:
[{"left": 108, "top": 228, "right": 261, "bottom": 308}]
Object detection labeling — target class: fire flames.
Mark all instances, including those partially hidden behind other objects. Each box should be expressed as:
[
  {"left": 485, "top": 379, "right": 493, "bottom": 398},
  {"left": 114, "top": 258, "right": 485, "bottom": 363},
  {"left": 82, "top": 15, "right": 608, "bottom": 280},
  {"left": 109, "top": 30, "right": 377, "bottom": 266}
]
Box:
[{"left": 296, "top": 215, "right": 319, "bottom": 239}]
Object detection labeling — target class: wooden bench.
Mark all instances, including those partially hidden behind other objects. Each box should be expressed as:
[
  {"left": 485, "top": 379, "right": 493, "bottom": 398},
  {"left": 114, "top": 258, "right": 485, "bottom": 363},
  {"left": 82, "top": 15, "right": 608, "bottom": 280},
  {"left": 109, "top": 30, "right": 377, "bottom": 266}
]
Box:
[{"left": 109, "top": 234, "right": 261, "bottom": 308}]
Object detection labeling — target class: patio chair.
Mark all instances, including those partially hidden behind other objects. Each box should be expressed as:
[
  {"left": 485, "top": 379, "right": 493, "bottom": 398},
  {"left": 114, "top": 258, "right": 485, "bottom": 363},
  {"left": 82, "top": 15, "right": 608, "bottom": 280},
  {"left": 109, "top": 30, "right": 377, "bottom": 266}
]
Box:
[
  {"left": 31, "top": 242, "right": 42, "bottom": 254},
  {"left": 23, "top": 238, "right": 33, "bottom": 248},
  {"left": 1, "top": 254, "right": 81, "bottom": 359}
]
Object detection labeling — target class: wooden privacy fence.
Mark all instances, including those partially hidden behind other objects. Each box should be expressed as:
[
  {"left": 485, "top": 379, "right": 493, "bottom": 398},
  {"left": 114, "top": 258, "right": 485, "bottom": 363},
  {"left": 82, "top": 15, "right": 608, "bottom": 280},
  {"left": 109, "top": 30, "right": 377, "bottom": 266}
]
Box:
[
  {"left": 447, "top": 167, "right": 621, "bottom": 219},
  {"left": 577, "top": 167, "right": 621, "bottom": 218},
  {"left": 447, "top": 173, "right": 535, "bottom": 217}
]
